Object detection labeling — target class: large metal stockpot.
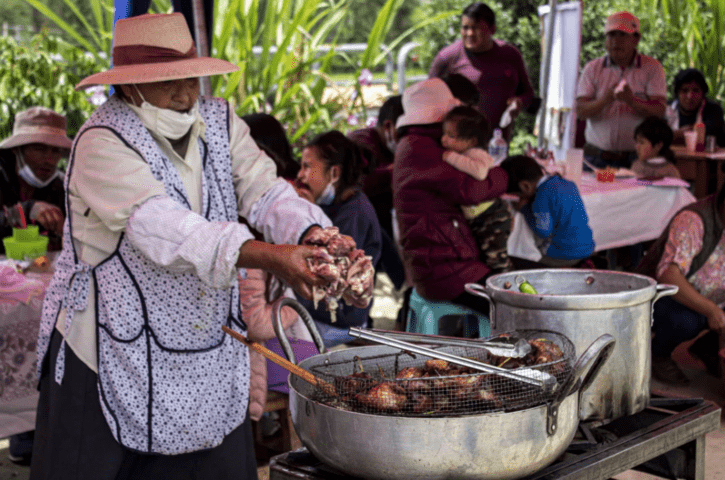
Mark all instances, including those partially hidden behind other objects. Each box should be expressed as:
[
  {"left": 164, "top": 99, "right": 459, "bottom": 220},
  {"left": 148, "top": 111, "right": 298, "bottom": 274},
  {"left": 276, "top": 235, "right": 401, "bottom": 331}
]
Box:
[{"left": 465, "top": 269, "right": 678, "bottom": 422}]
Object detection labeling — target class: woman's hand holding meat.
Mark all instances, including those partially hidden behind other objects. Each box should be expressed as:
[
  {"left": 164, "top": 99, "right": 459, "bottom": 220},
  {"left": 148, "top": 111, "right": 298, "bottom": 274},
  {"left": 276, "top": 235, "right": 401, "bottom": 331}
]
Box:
[
  {"left": 237, "top": 239, "right": 323, "bottom": 301},
  {"left": 301, "top": 226, "right": 375, "bottom": 312}
]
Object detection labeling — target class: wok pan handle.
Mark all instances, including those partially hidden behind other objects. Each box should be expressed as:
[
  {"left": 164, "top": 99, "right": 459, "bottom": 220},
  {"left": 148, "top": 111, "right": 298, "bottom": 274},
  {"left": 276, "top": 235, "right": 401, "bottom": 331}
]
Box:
[
  {"left": 464, "top": 283, "right": 496, "bottom": 330},
  {"left": 649, "top": 284, "right": 678, "bottom": 326},
  {"left": 272, "top": 297, "right": 327, "bottom": 365},
  {"left": 546, "top": 334, "right": 616, "bottom": 436}
]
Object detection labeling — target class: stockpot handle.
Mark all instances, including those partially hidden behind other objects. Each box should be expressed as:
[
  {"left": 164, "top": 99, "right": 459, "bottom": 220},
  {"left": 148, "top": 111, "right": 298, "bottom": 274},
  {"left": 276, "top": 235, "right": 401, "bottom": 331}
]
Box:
[
  {"left": 546, "top": 334, "right": 616, "bottom": 436},
  {"left": 650, "top": 284, "right": 678, "bottom": 327},
  {"left": 272, "top": 297, "right": 327, "bottom": 365},
  {"left": 464, "top": 283, "right": 496, "bottom": 330}
]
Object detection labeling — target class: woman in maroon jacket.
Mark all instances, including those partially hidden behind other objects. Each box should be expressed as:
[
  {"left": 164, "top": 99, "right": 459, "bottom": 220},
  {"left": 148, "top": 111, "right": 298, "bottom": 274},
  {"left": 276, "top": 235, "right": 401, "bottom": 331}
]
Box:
[{"left": 393, "top": 78, "right": 508, "bottom": 314}]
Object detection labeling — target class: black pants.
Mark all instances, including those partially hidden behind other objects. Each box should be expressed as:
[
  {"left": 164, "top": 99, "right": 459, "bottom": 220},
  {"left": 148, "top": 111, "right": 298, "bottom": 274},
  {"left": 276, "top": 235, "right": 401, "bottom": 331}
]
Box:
[{"left": 30, "top": 331, "right": 258, "bottom": 480}]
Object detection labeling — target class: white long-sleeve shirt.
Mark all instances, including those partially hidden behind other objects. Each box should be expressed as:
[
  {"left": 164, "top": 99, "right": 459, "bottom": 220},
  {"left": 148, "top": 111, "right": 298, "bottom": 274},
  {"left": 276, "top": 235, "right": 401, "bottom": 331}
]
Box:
[{"left": 58, "top": 99, "right": 331, "bottom": 371}]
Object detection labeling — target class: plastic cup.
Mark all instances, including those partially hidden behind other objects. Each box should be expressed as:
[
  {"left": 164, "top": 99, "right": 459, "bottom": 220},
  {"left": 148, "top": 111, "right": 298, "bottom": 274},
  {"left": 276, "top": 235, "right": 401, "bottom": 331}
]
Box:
[
  {"left": 13, "top": 225, "right": 39, "bottom": 241},
  {"left": 3, "top": 226, "right": 48, "bottom": 260},
  {"left": 565, "top": 148, "right": 584, "bottom": 187},
  {"left": 684, "top": 130, "right": 698, "bottom": 152},
  {"left": 706, "top": 135, "right": 717, "bottom": 152}
]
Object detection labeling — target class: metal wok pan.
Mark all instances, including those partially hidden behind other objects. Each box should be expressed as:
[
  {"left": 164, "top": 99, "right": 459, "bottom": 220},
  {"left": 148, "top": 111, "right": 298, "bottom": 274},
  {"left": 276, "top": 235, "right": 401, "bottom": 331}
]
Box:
[{"left": 275, "top": 300, "right": 615, "bottom": 480}]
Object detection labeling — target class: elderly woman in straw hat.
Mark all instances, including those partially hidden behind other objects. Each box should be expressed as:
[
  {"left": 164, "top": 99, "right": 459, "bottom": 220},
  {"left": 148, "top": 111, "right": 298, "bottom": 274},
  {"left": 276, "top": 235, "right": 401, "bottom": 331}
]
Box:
[
  {"left": 0, "top": 107, "right": 69, "bottom": 252},
  {"left": 29, "top": 12, "right": 350, "bottom": 480}
]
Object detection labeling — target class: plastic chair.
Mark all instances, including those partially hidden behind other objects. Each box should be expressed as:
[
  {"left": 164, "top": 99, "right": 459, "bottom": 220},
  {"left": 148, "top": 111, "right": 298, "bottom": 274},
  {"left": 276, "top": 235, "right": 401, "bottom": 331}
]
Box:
[{"left": 406, "top": 288, "right": 490, "bottom": 338}]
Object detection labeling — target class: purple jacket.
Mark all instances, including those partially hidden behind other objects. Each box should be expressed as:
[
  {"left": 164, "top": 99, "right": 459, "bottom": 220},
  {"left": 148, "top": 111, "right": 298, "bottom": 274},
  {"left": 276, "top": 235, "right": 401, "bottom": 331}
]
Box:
[{"left": 393, "top": 124, "right": 508, "bottom": 300}]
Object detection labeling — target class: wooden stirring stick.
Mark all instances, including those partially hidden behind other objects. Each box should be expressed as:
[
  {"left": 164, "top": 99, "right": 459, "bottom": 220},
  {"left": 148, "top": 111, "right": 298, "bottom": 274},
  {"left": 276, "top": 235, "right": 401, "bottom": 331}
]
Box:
[{"left": 221, "top": 326, "right": 336, "bottom": 396}]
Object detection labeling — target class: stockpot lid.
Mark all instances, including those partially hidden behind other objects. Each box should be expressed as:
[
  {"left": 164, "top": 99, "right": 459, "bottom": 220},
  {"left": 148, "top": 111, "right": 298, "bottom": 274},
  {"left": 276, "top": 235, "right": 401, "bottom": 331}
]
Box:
[{"left": 483, "top": 269, "right": 659, "bottom": 310}]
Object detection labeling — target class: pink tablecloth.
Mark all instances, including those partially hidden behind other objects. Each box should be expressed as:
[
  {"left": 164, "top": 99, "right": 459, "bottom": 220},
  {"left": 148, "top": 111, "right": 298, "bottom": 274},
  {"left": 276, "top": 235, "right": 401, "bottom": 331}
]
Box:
[
  {"left": 0, "top": 264, "right": 54, "bottom": 438},
  {"left": 508, "top": 173, "right": 697, "bottom": 261}
]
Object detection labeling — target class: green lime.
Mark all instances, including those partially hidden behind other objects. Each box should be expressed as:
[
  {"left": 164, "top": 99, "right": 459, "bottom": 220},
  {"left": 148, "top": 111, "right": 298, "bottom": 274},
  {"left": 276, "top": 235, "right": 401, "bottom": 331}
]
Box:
[{"left": 519, "top": 281, "right": 538, "bottom": 294}]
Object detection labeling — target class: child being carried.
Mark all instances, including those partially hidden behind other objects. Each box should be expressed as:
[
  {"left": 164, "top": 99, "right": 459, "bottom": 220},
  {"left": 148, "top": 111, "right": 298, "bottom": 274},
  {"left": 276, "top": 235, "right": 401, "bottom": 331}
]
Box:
[{"left": 441, "top": 106, "right": 513, "bottom": 274}]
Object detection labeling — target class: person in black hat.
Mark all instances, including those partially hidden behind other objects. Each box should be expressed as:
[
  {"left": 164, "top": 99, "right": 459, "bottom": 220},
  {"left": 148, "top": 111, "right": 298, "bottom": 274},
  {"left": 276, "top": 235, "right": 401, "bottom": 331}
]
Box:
[{"left": 667, "top": 68, "right": 725, "bottom": 147}]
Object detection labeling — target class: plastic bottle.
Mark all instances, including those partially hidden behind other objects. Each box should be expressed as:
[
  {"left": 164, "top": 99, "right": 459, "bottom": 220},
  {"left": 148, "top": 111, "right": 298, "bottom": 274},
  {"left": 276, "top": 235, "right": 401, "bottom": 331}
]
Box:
[{"left": 488, "top": 128, "right": 508, "bottom": 165}]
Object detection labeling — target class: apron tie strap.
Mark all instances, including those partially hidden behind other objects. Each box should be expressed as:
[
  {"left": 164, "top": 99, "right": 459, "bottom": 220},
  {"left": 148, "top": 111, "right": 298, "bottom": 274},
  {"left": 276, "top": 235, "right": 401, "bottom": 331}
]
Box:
[{"left": 54, "top": 263, "right": 92, "bottom": 384}]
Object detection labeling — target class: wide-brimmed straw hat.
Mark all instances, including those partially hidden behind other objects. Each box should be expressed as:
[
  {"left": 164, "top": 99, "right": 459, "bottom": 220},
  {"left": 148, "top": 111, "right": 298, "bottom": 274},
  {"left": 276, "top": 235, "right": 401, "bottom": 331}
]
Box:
[
  {"left": 75, "top": 13, "right": 238, "bottom": 90},
  {"left": 396, "top": 78, "right": 462, "bottom": 129},
  {"left": 0, "top": 107, "right": 73, "bottom": 150}
]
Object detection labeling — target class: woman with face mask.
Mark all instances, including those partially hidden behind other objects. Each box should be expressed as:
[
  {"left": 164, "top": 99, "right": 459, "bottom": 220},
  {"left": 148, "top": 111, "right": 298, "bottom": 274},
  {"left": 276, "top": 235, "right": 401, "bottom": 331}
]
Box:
[
  {"left": 294, "top": 130, "right": 383, "bottom": 347},
  {"left": 0, "top": 106, "right": 69, "bottom": 254},
  {"left": 31, "top": 13, "right": 351, "bottom": 480}
]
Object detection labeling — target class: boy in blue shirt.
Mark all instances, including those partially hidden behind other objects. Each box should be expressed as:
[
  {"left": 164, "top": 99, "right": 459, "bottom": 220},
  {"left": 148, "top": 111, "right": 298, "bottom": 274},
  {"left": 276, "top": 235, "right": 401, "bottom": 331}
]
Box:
[{"left": 500, "top": 155, "right": 595, "bottom": 266}]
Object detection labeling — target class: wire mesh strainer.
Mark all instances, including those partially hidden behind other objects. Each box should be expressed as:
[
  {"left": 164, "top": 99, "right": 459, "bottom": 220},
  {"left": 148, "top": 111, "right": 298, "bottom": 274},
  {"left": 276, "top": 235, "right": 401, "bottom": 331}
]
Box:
[{"left": 309, "top": 329, "right": 575, "bottom": 417}]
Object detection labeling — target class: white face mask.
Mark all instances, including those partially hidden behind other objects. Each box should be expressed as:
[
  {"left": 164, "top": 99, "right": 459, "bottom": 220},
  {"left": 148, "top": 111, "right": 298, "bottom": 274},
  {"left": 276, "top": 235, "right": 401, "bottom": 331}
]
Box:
[
  {"left": 16, "top": 150, "right": 60, "bottom": 188},
  {"left": 131, "top": 85, "right": 199, "bottom": 140},
  {"left": 316, "top": 180, "right": 337, "bottom": 206},
  {"left": 384, "top": 129, "right": 397, "bottom": 153},
  {"left": 315, "top": 170, "right": 339, "bottom": 206}
]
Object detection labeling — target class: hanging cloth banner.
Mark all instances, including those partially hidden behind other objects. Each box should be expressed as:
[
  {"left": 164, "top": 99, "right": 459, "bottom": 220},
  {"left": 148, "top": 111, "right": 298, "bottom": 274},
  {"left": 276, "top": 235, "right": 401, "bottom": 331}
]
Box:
[{"left": 537, "top": 1, "right": 582, "bottom": 162}]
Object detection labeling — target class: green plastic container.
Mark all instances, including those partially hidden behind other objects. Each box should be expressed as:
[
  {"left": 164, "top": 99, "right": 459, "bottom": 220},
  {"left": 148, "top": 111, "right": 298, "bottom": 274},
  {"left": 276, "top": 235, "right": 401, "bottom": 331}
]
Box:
[{"left": 3, "top": 226, "right": 49, "bottom": 260}]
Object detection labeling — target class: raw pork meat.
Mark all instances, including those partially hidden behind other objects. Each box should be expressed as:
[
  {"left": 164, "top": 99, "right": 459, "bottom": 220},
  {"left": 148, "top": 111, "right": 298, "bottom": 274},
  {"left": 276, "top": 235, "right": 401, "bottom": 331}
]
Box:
[{"left": 303, "top": 227, "right": 375, "bottom": 321}]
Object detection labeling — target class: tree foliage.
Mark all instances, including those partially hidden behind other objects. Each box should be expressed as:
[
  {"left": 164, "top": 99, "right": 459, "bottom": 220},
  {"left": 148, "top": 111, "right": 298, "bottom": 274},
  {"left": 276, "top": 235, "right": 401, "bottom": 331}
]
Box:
[
  {"left": 8, "top": 0, "right": 725, "bottom": 151},
  {"left": 0, "top": 33, "right": 102, "bottom": 139},
  {"left": 412, "top": 0, "right": 725, "bottom": 152}
]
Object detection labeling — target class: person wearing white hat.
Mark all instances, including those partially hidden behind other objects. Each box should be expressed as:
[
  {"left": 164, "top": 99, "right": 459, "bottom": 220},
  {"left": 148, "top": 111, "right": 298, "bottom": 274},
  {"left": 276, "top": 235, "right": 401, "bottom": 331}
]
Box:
[
  {"left": 0, "top": 106, "right": 70, "bottom": 253},
  {"left": 29, "top": 12, "right": 346, "bottom": 480},
  {"left": 392, "top": 78, "right": 508, "bottom": 323},
  {"left": 576, "top": 11, "right": 667, "bottom": 170}
]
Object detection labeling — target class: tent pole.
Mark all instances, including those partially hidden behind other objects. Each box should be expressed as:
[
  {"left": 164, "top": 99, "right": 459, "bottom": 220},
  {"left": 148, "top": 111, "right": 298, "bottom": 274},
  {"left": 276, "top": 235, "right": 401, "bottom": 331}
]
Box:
[
  {"left": 192, "top": 0, "right": 212, "bottom": 96},
  {"left": 537, "top": 0, "right": 558, "bottom": 150},
  {"left": 109, "top": 0, "right": 134, "bottom": 96}
]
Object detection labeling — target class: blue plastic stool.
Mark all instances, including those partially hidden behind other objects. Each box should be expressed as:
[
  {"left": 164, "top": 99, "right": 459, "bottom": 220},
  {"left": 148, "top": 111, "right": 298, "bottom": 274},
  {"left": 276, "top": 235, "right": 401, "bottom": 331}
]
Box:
[{"left": 406, "top": 288, "right": 490, "bottom": 338}]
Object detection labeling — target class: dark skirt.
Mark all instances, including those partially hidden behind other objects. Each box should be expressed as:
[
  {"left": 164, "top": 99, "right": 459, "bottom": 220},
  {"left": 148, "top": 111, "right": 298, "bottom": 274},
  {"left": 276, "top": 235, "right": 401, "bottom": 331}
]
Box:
[{"left": 30, "top": 330, "right": 258, "bottom": 480}]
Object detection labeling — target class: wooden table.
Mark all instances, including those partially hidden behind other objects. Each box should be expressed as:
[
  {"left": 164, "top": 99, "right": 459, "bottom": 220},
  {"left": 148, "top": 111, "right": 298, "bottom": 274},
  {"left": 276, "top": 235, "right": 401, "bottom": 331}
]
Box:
[{"left": 671, "top": 145, "right": 725, "bottom": 198}]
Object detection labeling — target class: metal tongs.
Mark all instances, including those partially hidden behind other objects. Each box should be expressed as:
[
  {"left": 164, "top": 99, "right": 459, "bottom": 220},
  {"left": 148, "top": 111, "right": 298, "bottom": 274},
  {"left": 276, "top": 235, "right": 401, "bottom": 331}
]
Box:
[
  {"left": 348, "top": 328, "right": 558, "bottom": 393},
  {"left": 368, "top": 328, "right": 532, "bottom": 358}
]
